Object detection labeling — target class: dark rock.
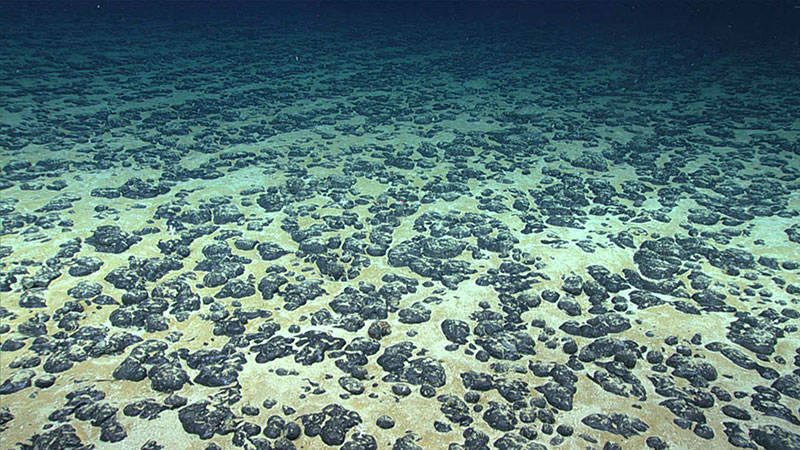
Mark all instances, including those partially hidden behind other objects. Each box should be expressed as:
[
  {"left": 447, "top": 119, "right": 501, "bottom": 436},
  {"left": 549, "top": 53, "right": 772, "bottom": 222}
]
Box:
[
  {"left": 664, "top": 354, "right": 717, "bottom": 388},
  {"left": 69, "top": 256, "right": 104, "bottom": 277},
  {"left": 437, "top": 394, "right": 472, "bottom": 427},
  {"left": 34, "top": 374, "right": 56, "bottom": 388},
  {"left": 295, "top": 330, "right": 345, "bottom": 366},
  {"left": 749, "top": 424, "right": 800, "bottom": 450},
  {"left": 123, "top": 399, "right": 168, "bottom": 420},
  {"left": 113, "top": 357, "right": 147, "bottom": 382},
  {"left": 581, "top": 413, "right": 649, "bottom": 438},
  {"left": 750, "top": 387, "right": 800, "bottom": 425},
  {"left": 215, "top": 279, "right": 255, "bottom": 299},
  {"left": 316, "top": 255, "right": 346, "bottom": 280},
  {"left": 105, "top": 267, "right": 145, "bottom": 291},
  {"left": 367, "top": 320, "right": 392, "bottom": 340},
  {"left": 721, "top": 405, "right": 751, "bottom": 420},
  {"left": 85, "top": 225, "right": 142, "bottom": 253},
  {"left": 21, "top": 267, "right": 62, "bottom": 290},
  {"left": 557, "top": 424, "right": 574, "bottom": 436},
  {"left": 460, "top": 371, "right": 495, "bottom": 392},
  {"left": 281, "top": 280, "right": 326, "bottom": 311},
  {"left": 67, "top": 281, "right": 103, "bottom": 299},
  {"left": 234, "top": 238, "right": 257, "bottom": 251},
  {"left": 257, "top": 273, "right": 288, "bottom": 300},
  {"left": 0, "top": 368, "right": 35, "bottom": 395},
  {"left": 141, "top": 439, "right": 165, "bottom": 450},
  {"left": 772, "top": 374, "right": 800, "bottom": 400},
  {"left": 194, "top": 364, "right": 240, "bottom": 387},
  {"left": 0, "top": 405, "right": 12, "bottom": 428},
  {"left": 707, "top": 343, "right": 765, "bottom": 375},
  {"left": 376, "top": 415, "right": 395, "bottom": 429},
  {"left": 1, "top": 338, "right": 25, "bottom": 352},
  {"left": 692, "top": 289, "right": 734, "bottom": 312},
  {"left": 711, "top": 386, "right": 732, "bottom": 402},
  {"left": 727, "top": 313, "right": 784, "bottom": 355},
  {"left": 482, "top": 401, "right": 517, "bottom": 431},
  {"left": 391, "top": 432, "right": 424, "bottom": 450},
  {"left": 687, "top": 209, "right": 720, "bottom": 226},
  {"left": 711, "top": 248, "right": 755, "bottom": 271},
  {"left": 398, "top": 302, "right": 431, "bottom": 324},
  {"left": 212, "top": 203, "right": 243, "bottom": 225},
  {"left": 578, "top": 337, "right": 638, "bottom": 363},
  {"left": 560, "top": 313, "right": 631, "bottom": 338},
  {"left": 36, "top": 193, "right": 79, "bottom": 212},
  {"left": 461, "top": 428, "right": 490, "bottom": 449},
  {"left": 285, "top": 421, "right": 301, "bottom": 440},
  {"left": 628, "top": 290, "right": 665, "bottom": 309},
  {"left": 299, "top": 236, "right": 328, "bottom": 255},
  {"left": 633, "top": 246, "right": 684, "bottom": 280},
  {"left": 474, "top": 328, "right": 536, "bottom": 361},
  {"left": 377, "top": 342, "right": 446, "bottom": 387},
  {"left": 256, "top": 193, "right": 284, "bottom": 212},
  {"left": 263, "top": 414, "right": 286, "bottom": 438},
  {"left": 477, "top": 231, "right": 518, "bottom": 254},
  {"left": 19, "top": 292, "right": 47, "bottom": 308},
  {"left": 129, "top": 257, "right": 184, "bottom": 282},
  {"left": 18, "top": 314, "right": 49, "bottom": 337},
  {"left": 164, "top": 394, "right": 187, "bottom": 408},
  {"left": 694, "top": 423, "right": 714, "bottom": 440},
  {"left": 338, "top": 376, "right": 364, "bottom": 395},
  {"left": 495, "top": 380, "right": 529, "bottom": 404},
  {"left": 659, "top": 398, "right": 706, "bottom": 424},
  {"left": 300, "top": 404, "right": 361, "bottom": 446},
  {"left": 387, "top": 234, "right": 476, "bottom": 289},
  {"left": 43, "top": 352, "right": 73, "bottom": 373},
  {"left": 562, "top": 274, "right": 583, "bottom": 296},
  {"left": 257, "top": 242, "right": 290, "bottom": 261},
  {"left": 119, "top": 177, "right": 170, "bottom": 199},
  {"left": 645, "top": 436, "right": 668, "bottom": 450},
  {"left": 557, "top": 297, "right": 582, "bottom": 316},
  {"left": 589, "top": 362, "right": 647, "bottom": 400},
  {"left": 274, "top": 437, "right": 296, "bottom": 449},
  {"left": 421, "top": 236, "right": 465, "bottom": 259},
  {"left": 572, "top": 153, "right": 608, "bottom": 172},
  {"left": 251, "top": 335, "right": 295, "bottom": 363},
  {"left": 91, "top": 187, "right": 121, "bottom": 198},
  {"left": 723, "top": 422, "right": 757, "bottom": 449},
  {"left": 535, "top": 382, "right": 573, "bottom": 411},
  {"left": 148, "top": 362, "right": 189, "bottom": 392},
  {"left": 178, "top": 401, "right": 235, "bottom": 439},
  {"left": 16, "top": 424, "right": 89, "bottom": 449}
]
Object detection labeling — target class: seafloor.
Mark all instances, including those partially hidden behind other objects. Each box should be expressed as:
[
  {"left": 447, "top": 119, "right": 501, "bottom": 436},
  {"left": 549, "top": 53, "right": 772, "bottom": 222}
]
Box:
[{"left": 1, "top": 3, "right": 799, "bottom": 450}]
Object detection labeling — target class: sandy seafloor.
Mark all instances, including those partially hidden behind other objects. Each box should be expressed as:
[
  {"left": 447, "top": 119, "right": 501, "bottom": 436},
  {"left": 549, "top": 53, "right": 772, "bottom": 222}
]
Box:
[{"left": 1, "top": 2, "right": 799, "bottom": 449}]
